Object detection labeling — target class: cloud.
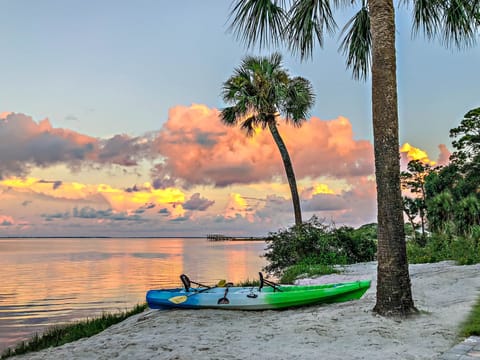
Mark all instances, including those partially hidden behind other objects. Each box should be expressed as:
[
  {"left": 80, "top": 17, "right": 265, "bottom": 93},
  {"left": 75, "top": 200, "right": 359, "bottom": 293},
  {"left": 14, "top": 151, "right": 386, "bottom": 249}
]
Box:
[
  {"left": 224, "top": 193, "right": 256, "bottom": 221},
  {"left": 0, "top": 177, "right": 185, "bottom": 215},
  {"left": 41, "top": 211, "right": 70, "bottom": 221},
  {"left": 72, "top": 206, "right": 147, "bottom": 222},
  {"left": 97, "top": 134, "right": 153, "bottom": 166},
  {"left": 0, "top": 215, "right": 14, "bottom": 226},
  {"left": 400, "top": 142, "right": 452, "bottom": 169},
  {"left": 436, "top": 144, "right": 451, "bottom": 166},
  {"left": 302, "top": 193, "right": 347, "bottom": 212},
  {"left": 400, "top": 143, "right": 437, "bottom": 167},
  {"left": 183, "top": 193, "right": 215, "bottom": 211},
  {"left": 0, "top": 113, "right": 153, "bottom": 178},
  {"left": 151, "top": 104, "right": 375, "bottom": 188}
]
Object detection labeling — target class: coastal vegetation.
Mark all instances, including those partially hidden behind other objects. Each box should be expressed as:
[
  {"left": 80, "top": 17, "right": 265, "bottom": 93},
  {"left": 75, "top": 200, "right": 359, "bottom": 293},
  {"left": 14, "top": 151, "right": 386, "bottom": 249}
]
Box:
[
  {"left": 262, "top": 216, "right": 377, "bottom": 284},
  {"left": 403, "top": 107, "right": 480, "bottom": 265},
  {"left": 227, "top": 0, "right": 478, "bottom": 317},
  {"left": 0, "top": 304, "right": 147, "bottom": 359},
  {"left": 221, "top": 52, "right": 315, "bottom": 226},
  {"left": 263, "top": 106, "right": 479, "bottom": 275},
  {"left": 460, "top": 296, "right": 480, "bottom": 338}
]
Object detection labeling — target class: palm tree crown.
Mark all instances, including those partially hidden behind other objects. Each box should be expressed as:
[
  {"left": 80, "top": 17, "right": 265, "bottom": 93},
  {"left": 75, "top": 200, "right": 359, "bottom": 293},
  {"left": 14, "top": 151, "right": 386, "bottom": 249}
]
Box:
[{"left": 221, "top": 53, "right": 315, "bottom": 135}]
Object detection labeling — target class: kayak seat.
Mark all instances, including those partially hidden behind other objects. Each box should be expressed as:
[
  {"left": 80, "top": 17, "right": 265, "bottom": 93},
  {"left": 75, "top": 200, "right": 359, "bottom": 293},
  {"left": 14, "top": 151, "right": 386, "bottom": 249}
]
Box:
[
  {"left": 180, "top": 274, "right": 213, "bottom": 292},
  {"left": 259, "top": 272, "right": 283, "bottom": 292},
  {"left": 180, "top": 274, "right": 191, "bottom": 292}
]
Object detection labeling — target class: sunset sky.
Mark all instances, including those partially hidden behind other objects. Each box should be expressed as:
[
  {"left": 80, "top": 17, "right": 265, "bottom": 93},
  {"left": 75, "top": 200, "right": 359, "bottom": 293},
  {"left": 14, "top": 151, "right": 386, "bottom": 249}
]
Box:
[{"left": 1, "top": 1, "right": 479, "bottom": 237}]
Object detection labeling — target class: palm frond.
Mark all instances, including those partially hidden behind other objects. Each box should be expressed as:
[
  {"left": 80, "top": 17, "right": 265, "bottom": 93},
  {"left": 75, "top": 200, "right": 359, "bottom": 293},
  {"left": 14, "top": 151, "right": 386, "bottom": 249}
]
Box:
[
  {"left": 440, "top": 0, "right": 477, "bottom": 48},
  {"left": 227, "top": 0, "right": 288, "bottom": 49},
  {"left": 283, "top": 77, "right": 315, "bottom": 125},
  {"left": 285, "top": 0, "right": 338, "bottom": 60},
  {"left": 338, "top": 5, "right": 371, "bottom": 80},
  {"left": 221, "top": 106, "right": 241, "bottom": 126},
  {"left": 240, "top": 114, "right": 266, "bottom": 137},
  {"left": 411, "top": 0, "right": 442, "bottom": 39}
]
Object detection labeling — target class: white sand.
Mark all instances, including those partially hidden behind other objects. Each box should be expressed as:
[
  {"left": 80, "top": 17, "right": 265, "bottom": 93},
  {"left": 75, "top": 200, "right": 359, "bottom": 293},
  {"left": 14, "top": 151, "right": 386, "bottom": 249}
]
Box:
[{"left": 15, "top": 261, "right": 480, "bottom": 360}]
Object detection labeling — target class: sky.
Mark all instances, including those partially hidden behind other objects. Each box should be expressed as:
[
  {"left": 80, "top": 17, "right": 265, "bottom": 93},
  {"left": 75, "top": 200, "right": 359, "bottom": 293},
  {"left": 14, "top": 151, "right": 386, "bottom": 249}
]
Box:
[{"left": 0, "top": 1, "right": 479, "bottom": 237}]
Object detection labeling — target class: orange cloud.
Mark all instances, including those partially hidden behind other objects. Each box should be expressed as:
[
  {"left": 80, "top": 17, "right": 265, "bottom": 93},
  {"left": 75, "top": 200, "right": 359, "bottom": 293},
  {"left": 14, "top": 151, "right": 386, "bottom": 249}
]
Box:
[
  {"left": 152, "top": 105, "right": 374, "bottom": 188},
  {"left": 312, "top": 183, "right": 335, "bottom": 195},
  {"left": 400, "top": 143, "right": 451, "bottom": 169},
  {"left": 400, "top": 142, "right": 438, "bottom": 166},
  {"left": 0, "top": 177, "right": 185, "bottom": 215},
  {"left": 0, "top": 112, "right": 12, "bottom": 119},
  {"left": 224, "top": 193, "right": 255, "bottom": 222}
]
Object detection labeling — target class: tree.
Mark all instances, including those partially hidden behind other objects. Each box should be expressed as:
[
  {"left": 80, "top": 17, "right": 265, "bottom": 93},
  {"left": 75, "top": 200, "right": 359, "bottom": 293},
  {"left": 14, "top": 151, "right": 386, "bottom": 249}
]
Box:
[
  {"left": 449, "top": 107, "right": 480, "bottom": 193},
  {"left": 227, "top": 0, "right": 478, "bottom": 316},
  {"left": 455, "top": 195, "right": 480, "bottom": 236},
  {"left": 221, "top": 53, "right": 315, "bottom": 226},
  {"left": 401, "top": 160, "right": 432, "bottom": 245},
  {"left": 427, "top": 191, "right": 455, "bottom": 234}
]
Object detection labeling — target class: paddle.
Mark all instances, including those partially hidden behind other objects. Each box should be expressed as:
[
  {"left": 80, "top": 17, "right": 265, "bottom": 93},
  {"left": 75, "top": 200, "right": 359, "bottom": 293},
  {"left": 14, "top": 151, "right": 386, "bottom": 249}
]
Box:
[
  {"left": 168, "top": 286, "right": 213, "bottom": 304},
  {"left": 217, "top": 285, "right": 230, "bottom": 305}
]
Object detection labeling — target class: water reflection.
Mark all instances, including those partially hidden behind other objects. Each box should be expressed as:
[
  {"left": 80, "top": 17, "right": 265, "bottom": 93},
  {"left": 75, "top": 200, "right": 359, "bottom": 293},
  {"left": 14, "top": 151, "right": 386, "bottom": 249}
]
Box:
[{"left": 0, "top": 238, "right": 266, "bottom": 351}]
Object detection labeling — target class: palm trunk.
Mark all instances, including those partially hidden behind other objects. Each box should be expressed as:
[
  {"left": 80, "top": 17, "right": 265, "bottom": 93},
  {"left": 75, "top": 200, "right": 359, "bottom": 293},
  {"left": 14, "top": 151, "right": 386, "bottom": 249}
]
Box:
[
  {"left": 268, "top": 120, "right": 302, "bottom": 226},
  {"left": 370, "top": 0, "right": 416, "bottom": 316}
]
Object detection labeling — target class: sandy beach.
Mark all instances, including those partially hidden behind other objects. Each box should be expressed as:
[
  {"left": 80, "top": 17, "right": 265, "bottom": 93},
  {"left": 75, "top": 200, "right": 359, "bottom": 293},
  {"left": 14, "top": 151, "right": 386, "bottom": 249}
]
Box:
[{"left": 14, "top": 261, "right": 480, "bottom": 360}]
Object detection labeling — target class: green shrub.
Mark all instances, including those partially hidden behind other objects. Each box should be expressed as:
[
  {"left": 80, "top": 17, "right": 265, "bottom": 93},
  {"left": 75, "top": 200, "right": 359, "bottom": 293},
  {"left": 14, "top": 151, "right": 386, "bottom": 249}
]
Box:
[
  {"left": 407, "top": 232, "right": 480, "bottom": 265},
  {"left": 263, "top": 216, "right": 377, "bottom": 275}
]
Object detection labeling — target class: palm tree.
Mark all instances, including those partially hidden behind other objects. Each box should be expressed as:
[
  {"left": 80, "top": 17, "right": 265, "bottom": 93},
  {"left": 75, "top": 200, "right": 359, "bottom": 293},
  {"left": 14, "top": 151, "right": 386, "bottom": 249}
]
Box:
[
  {"left": 221, "top": 52, "right": 315, "bottom": 226},
  {"left": 227, "top": 0, "right": 478, "bottom": 316}
]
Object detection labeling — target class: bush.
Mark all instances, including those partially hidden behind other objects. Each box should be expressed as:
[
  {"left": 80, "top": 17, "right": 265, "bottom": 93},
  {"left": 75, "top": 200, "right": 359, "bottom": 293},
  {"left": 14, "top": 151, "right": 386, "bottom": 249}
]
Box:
[
  {"left": 263, "top": 217, "right": 377, "bottom": 276},
  {"left": 407, "top": 232, "right": 480, "bottom": 265}
]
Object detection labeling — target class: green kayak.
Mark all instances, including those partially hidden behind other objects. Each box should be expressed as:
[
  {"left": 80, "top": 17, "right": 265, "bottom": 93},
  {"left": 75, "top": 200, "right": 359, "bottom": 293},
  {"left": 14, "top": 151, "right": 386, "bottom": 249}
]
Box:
[{"left": 146, "top": 273, "right": 371, "bottom": 310}]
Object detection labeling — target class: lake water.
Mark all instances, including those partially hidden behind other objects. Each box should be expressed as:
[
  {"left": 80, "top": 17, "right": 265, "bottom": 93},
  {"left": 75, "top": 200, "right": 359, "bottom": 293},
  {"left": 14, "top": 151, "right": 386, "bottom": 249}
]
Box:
[{"left": 0, "top": 237, "right": 267, "bottom": 351}]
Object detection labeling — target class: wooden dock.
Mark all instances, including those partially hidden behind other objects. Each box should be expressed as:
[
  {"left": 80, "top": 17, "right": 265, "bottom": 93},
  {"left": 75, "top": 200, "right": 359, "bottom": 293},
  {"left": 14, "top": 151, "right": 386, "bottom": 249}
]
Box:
[{"left": 206, "top": 234, "right": 266, "bottom": 242}]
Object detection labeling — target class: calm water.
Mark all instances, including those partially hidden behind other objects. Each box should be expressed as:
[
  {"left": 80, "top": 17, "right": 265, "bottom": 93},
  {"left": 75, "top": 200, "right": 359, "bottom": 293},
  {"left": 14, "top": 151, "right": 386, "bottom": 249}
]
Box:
[{"left": 0, "top": 237, "right": 267, "bottom": 351}]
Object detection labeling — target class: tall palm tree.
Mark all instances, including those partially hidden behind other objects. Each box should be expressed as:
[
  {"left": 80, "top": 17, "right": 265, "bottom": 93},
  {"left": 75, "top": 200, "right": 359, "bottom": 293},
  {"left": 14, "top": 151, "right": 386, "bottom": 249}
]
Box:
[
  {"left": 227, "top": 0, "right": 478, "bottom": 316},
  {"left": 221, "top": 52, "right": 315, "bottom": 226}
]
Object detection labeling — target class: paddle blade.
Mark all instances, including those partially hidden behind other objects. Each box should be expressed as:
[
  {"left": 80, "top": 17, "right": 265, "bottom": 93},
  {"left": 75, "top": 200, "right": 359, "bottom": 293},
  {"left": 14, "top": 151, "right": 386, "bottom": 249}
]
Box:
[{"left": 168, "top": 295, "right": 187, "bottom": 304}]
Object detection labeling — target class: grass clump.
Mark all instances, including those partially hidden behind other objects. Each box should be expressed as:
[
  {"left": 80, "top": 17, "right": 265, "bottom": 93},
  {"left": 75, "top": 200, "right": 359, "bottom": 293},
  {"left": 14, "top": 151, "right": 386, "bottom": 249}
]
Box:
[
  {"left": 280, "top": 263, "right": 337, "bottom": 284},
  {"left": 459, "top": 295, "right": 480, "bottom": 338},
  {"left": 235, "top": 278, "right": 260, "bottom": 287},
  {"left": 1, "top": 303, "right": 147, "bottom": 359}
]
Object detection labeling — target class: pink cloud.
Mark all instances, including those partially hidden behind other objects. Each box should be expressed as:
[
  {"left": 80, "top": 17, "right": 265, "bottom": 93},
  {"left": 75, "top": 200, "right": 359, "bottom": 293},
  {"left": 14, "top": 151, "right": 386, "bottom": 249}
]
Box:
[
  {"left": 152, "top": 105, "right": 374, "bottom": 188},
  {"left": 436, "top": 144, "right": 451, "bottom": 166},
  {"left": 0, "top": 215, "right": 14, "bottom": 226}
]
